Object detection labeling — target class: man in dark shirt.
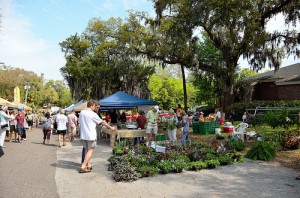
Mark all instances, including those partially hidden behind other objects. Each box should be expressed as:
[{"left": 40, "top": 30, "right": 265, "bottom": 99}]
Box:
[
  {"left": 110, "top": 110, "right": 118, "bottom": 125},
  {"left": 136, "top": 110, "right": 146, "bottom": 129}
]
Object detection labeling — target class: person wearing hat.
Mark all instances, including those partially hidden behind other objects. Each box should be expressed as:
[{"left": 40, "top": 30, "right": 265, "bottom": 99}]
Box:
[
  {"left": 167, "top": 109, "right": 178, "bottom": 145},
  {"left": 0, "top": 106, "right": 11, "bottom": 148},
  {"left": 146, "top": 105, "right": 159, "bottom": 147}
]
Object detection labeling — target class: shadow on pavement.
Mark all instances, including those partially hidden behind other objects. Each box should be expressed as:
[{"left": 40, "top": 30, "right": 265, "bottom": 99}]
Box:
[{"left": 52, "top": 160, "right": 81, "bottom": 171}]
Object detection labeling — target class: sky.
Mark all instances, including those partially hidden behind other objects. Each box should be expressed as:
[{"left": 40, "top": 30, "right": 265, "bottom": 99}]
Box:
[
  {"left": 0, "top": 0, "right": 299, "bottom": 81},
  {"left": 0, "top": 0, "right": 154, "bottom": 80}
]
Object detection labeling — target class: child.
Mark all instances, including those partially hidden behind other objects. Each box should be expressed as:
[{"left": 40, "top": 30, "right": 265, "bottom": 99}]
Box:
[{"left": 242, "top": 112, "right": 247, "bottom": 123}]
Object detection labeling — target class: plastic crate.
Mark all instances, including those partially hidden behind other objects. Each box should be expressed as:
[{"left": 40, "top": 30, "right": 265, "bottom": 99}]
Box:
[
  {"left": 155, "top": 134, "right": 166, "bottom": 141},
  {"left": 198, "top": 122, "right": 220, "bottom": 135},
  {"left": 192, "top": 122, "right": 200, "bottom": 134}
]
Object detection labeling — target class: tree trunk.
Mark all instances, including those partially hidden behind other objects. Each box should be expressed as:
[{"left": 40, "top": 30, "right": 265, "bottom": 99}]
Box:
[
  {"left": 222, "top": 72, "right": 234, "bottom": 111},
  {"left": 180, "top": 64, "right": 188, "bottom": 112}
]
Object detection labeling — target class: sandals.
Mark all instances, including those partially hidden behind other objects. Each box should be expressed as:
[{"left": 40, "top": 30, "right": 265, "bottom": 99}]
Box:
[
  {"left": 79, "top": 167, "right": 91, "bottom": 173},
  {"left": 87, "top": 166, "right": 93, "bottom": 171},
  {"left": 296, "top": 175, "right": 300, "bottom": 180}
]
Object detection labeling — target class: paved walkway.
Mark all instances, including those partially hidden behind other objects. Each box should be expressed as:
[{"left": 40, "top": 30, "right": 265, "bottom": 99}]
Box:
[{"left": 1, "top": 127, "right": 300, "bottom": 198}]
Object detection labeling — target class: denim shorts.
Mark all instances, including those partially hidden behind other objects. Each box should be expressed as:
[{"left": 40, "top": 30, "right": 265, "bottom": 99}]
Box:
[{"left": 17, "top": 124, "right": 24, "bottom": 135}]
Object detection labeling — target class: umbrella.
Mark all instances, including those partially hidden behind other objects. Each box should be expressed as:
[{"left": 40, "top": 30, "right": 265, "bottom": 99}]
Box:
[
  {"left": 0, "top": 98, "right": 18, "bottom": 108},
  {"left": 12, "top": 101, "right": 32, "bottom": 111}
]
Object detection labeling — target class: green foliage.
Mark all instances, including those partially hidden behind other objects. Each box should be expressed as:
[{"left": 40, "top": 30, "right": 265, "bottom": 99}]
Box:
[
  {"left": 138, "top": 166, "right": 159, "bottom": 177},
  {"left": 205, "top": 159, "right": 220, "bottom": 169},
  {"left": 154, "top": 0, "right": 300, "bottom": 109},
  {"left": 218, "top": 155, "right": 233, "bottom": 165},
  {"left": 228, "top": 100, "right": 300, "bottom": 117},
  {"left": 226, "top": 139, "right": 246, "bottom": 151},
  {"left": 60, "top": 17, "right": 155, "bottom": 101},
  {"left": 176, "top": 154, "right": 191, "bottom": 163},
  {"left": 245, "top": 142, "right": 276, "bottom": 161},
  {"left": 172, "top": 159, "right": 187, "bottom": 173},
  {"left": 186, "top": 160, "right": 207, "bottom": 171},
  {"left": 112, "top": 164, "right": 141, "bottom": 182},
  {"left": 148, "top": 73, "right": 196, "bottom": 110},
  {"left": 157, "top": 160, "right": 173, "bottom": 174}
]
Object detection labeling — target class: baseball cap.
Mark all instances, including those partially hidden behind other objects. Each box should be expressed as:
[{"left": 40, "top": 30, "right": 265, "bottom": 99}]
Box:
[{"left": 153, "top": 105, "right": 159, "bottom": 111}]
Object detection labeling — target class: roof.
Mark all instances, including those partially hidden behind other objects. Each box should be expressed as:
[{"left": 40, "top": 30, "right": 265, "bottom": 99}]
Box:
[
  {"left": 65, "top": 99, "right": 84, "bottom": 112},
  {"left": 247, "top": 63, "right": 300, "bottom": 85},
  {"left": 98, "top": 91, "right": 156, "bottom": 106}
]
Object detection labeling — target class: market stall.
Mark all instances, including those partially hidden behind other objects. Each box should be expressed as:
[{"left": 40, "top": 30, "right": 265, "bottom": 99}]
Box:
[{"left": 102, "top": 127, "right": 146, "bottom": 147}]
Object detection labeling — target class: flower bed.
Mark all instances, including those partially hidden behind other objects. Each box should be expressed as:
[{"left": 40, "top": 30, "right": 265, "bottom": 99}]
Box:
[{"left": 108, "top": 139, "right": 245, "bottom": 182}]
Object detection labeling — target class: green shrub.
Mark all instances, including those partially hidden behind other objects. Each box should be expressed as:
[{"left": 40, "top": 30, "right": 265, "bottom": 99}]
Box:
[
  {"left": 218, "top": 155, "right": 233, "bottom": 165},
  {"left": 138, "top": 166, "right": 159, "bottom": 177},
  {"left": 186, "top": 160, "right": 207, "bottom": 171},
  {"left": 245, "top": 142, "right": 276, "bottom": 161},
  {"left": 176, "top": 154, "right": 191, "bottom": 163},
  {"left": 158, "top": 160, "right": 173, "bottom": 174},
  {"left": 226, "top": 151, "right": 244, "bottom": 163},
  {"left": 228, "top": 139, "right": 246, "bottom": 151},
  {"left": 172, "top": 159, "right": 187, "bottom": 173},
  {"left": 205, "top": 159, "right": 220, "bottom": 169}
]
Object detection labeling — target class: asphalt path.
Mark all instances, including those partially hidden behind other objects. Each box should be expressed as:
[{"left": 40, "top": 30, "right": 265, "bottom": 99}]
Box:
[{"left": 0, "top": 127, "right": 59, "bottom": 198}]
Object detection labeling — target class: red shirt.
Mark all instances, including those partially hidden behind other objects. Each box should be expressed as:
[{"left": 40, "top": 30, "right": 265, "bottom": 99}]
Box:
[
  {"left": 16, "top": 114, "right": 26, "bottom": 125},
  {"left": 136, "top": 115, "right": 147, "bottom": 129}
]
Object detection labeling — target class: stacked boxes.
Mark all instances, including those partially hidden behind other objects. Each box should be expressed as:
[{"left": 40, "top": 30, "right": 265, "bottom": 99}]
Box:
[
  {"left": 195, "top": 122, "right": 220, "bottom": 135},
  {"left": 192, "top": 122, "right": 200, "bottom": 134}
]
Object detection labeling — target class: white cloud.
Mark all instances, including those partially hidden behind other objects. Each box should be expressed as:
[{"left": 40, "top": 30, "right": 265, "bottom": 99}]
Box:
[{"left": 0, "top": 0, "right": 65, "bottom": 80}]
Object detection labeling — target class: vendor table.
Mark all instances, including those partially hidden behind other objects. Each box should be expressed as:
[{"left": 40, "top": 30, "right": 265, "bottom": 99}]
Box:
[{"left": 102, "top": 127, "right": 146, "bottom": 147}]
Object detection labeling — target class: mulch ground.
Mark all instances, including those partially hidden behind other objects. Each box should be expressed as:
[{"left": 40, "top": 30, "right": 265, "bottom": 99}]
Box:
[{"left": 186, "top": 131, "right": 300, "bottom": 171}]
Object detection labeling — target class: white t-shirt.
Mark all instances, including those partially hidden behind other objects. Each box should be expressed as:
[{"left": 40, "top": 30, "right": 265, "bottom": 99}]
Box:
[
  {"left": 56, "top": 114, "right": 68, "bottom": 130},
  {"left": 79, "top": 108, "right": 102, "bottom": 141}
]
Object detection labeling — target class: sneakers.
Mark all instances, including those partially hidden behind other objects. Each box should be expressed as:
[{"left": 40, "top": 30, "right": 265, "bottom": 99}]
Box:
[{"left": 151, "top": 141, "right": 156, "bottom": 149}]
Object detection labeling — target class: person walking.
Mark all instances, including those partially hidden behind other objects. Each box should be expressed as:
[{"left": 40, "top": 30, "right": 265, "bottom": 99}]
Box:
[
  {"left": 9, "top": 110, "right": 16, "bottom": 142},
  {"left": 67, "top": 110, "right": 77, "bottom": 142},
  {"left": 56, "top": 109, "right": 68, "bottom": 148},
  {"left": 78, "top": 100, "right": 116, "bottom": 173},
  {"left": 167, "top": 109, "right": 178, "bottom": 145},
  {"left": 42, "top": 112, "right": 52, "bottom": 144},
  {"left": 146, "top": 105, "right": 159, "bottom": 147},
  {"left": 26, "top": 110, "right": 34, "bottom": 131},
  {"left": 180, "top": 110, "right": 190, "bottom": 146},
  {"left": 0, "top": 106, "right": 11, "bottom": 148},
  {"left": 15, "top": 110, "right": 26, "bottom": 143}
]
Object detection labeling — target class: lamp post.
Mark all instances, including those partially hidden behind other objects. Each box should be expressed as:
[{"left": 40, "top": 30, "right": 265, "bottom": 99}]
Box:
[{"left": 24, "top": 82, "right": 31, "bottom": 105}]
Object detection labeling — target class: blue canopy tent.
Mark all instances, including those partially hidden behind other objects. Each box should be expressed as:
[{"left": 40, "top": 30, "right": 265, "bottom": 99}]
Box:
[
  {"left": 65, "top": 99, "right": 84, "bottom": 112},
  {"left": 98, "top": 91, "right": 156, "bottom": 109}
]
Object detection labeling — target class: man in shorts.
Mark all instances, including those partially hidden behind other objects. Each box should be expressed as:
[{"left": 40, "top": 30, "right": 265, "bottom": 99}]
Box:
[
  {"left": 56, "top": 109, "right": 68, "bottom": 147},
  {"left": 78, "top": 100, "right": 116, "bottom": 173},
  {"left": 67, "top": 110, "right": 77, "bottom": 142},
  {"left": 15, "top": 110, "right": 25, "bottom": 143},
  {"left": 146, "top": 105, "right": 159, "bottom": 147},
  {"left": 26, "top": 111, "right": 34, "bottom": 131}
]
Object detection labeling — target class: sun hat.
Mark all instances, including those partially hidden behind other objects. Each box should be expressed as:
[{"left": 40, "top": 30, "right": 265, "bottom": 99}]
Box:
[
  {"left": 169, "top": 109, "right": 174, "bottom": 113},
  {"left": 153, "top": 105, "right": 159, "bottom": 111}
]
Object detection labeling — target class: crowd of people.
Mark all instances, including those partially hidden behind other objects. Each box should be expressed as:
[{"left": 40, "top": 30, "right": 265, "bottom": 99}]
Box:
[{"left": 0, "top": 107, "right": 41, "bottom": 148}]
